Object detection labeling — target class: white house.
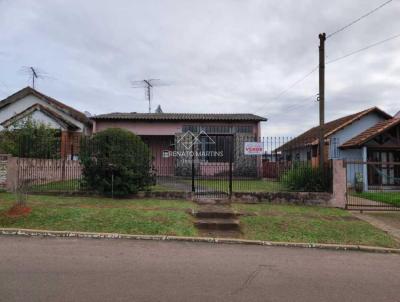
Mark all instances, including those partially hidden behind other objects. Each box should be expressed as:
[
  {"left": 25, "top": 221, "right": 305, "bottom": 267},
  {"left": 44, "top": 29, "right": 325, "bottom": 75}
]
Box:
[{"left": 0, "top": 87, "right": 92, "bottom": 158}]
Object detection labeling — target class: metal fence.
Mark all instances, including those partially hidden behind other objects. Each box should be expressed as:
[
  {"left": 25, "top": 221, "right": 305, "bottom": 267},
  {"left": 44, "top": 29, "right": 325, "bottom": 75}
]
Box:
[
  {"left": 7, "top": 134, "right": 332, "bottom": 198},
  {"left": 345, "top": 160, "right": 400, "bottom": 211}
]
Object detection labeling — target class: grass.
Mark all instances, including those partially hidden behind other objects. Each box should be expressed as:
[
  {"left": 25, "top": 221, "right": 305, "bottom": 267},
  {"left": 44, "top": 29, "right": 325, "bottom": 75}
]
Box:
[
  {"left": 353, "top": 192, "right": 400, "bottom": 207},
  {"left": 30, "top": 178, "right": 287, "bottom": 193},
  {"left": 232, "top": 203, "right": 399, "bottom": 248},
  {"left": 0, "top": 193, "right": 197, "bottom": 236},
  {"left": 191, "top": 179, "right": 286, "bottom": 192},
  {"left": 0, "top": 193, "right": 398, "bottom": 248},
  {"left": 29, "top": 179, "right": 180, "bottom": 193}
]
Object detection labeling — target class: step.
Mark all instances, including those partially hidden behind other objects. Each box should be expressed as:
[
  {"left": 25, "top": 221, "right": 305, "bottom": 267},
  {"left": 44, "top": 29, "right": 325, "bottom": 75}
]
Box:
[
  {"left": 194, "top": 198, "right": 231, "bottom": 205},
  {"left": 193, "top": 207, "right": 237, "bottom": 219},
  {"left": 194, "top": 218, "right": 240, "bottom": 231}
]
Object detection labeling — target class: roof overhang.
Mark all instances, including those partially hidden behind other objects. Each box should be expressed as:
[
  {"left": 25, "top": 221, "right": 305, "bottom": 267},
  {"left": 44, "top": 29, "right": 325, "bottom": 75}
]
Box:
[
  {"left": 1, "top": 104, "right": 80, "bottom": 131},
  {"left": 0, "top": 87, "right": 92, "bottom": 127}
]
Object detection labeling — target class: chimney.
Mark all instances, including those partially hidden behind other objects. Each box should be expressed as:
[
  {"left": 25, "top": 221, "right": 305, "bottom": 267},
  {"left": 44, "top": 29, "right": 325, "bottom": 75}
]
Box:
[{"left": 394, "top": 111, "right": 400, "bottom": 119}]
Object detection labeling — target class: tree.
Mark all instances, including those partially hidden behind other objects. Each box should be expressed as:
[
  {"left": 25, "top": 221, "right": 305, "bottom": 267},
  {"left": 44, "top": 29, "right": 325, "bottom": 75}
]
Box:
[
  {"left": 80, "top": 128, "right": 153, "bottom": 197},
  {"left": 0, "top": 118, "right": 60, "bottom": 158}
]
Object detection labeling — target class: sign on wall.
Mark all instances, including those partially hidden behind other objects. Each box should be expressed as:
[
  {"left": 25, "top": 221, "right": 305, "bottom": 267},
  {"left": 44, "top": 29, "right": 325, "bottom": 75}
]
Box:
[{"left": 244, "top": 142, "right": 264, "bottom": 155}]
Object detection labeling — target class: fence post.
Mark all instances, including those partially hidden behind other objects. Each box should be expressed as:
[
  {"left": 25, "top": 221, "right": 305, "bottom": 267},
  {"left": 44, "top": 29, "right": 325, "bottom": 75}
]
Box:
[
  {"left": 5, "top": 157, "right": 18, "bottom": 192},
  {"left": 329, "top": 159, "right": 347, "bottom": 208}
]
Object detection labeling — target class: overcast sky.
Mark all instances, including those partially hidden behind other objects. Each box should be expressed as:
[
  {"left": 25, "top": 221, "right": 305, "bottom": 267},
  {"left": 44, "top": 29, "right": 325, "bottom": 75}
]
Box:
[{"left": 0, "top": 0, "right": 399, "bottom": 136}]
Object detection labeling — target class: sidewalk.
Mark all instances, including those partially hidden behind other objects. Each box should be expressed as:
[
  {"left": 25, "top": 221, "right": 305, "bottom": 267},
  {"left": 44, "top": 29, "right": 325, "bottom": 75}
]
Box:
[{"left": 352, "top": 212, "right": 400, "bottom": 243}]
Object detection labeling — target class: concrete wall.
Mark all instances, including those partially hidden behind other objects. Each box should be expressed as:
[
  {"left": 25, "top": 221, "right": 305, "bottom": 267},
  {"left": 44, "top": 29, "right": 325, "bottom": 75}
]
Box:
[
  {"left": 5, "top": 157, "right": 82, "bottom": 191},
  {"left": 0, "top": 155, "right": 9, "bottom": 189}
]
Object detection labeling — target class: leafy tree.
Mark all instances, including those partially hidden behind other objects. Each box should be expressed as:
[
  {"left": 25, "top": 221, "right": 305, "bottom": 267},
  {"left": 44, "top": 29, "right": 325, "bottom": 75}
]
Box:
[
  {"left": 0, "top": 118, "right": 60, "bottom": 158},
  {"left": 80, "top": 128, "right": 153, "bottom": 197}
]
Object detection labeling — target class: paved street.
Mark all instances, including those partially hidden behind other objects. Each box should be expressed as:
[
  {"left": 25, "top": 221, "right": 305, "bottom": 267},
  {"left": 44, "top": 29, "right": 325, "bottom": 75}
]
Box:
[{"left": 0, "top": 236, "right": 399, "bottom": 302}]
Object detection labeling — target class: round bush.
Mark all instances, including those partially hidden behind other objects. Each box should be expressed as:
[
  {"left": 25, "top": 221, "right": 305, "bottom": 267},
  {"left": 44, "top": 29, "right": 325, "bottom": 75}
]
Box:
[{"left": 80, "top": 128, "right": 153, "bottom": 197}]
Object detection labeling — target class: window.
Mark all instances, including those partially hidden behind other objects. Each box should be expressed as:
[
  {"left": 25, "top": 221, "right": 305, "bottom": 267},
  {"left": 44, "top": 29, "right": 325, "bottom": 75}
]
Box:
[
  {"left": 182, "top": 124, "right": 253, "bottom": 134},
  {"left": 200, "top": 135, "right": 232, "bottom": 162},
  {"left": 329, "top": 138, "right": 340, "bottom": 159}
]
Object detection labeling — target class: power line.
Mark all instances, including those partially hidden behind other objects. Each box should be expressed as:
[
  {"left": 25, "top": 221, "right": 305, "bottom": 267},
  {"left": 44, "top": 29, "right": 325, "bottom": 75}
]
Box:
[
  {"left": 269, "top": 65, "right": 318, "bottom": 101},
  {"left": 326, "top": 0, "right": 394, "bottom": 39},
  {"left": 326, "top": 32, "right": 400, "bottom": 64}
]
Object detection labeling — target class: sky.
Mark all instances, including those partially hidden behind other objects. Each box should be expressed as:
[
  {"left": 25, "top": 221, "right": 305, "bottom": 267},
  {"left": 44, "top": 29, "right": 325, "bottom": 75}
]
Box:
[{"left": 0, "top": 0, "right": 399, "bottom": 136}]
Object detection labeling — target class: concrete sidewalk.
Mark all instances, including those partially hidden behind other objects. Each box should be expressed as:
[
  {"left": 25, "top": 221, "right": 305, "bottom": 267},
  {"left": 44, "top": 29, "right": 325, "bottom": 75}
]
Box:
[
  {"left": 0, "top": 236, "right": 399, "bottom": 302},
  {"left": 352, "top": 212, "right": 400, "bottom": 242}
]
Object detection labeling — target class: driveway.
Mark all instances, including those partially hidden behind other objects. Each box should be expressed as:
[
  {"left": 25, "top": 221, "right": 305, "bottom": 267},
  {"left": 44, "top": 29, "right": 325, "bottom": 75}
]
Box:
[{"left": 0, "top": 236, "right": 399, "bottom": 302}]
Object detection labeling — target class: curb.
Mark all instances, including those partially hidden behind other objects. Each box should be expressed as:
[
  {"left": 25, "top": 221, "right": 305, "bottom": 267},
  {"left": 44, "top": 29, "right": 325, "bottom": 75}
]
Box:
[{"left": 1, "top": 228, "right": 399, "bottom": 254}]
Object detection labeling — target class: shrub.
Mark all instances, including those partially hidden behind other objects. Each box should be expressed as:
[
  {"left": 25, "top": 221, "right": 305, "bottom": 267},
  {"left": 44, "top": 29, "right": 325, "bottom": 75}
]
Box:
[
  {"left": 0, "top": 118, "right": 60, "bottom": 158},
  {"left": 280, "top": 163, "right": 330, "bottom": 192},
  {"left": 80, "top": 128, "right": 153, "bottom": 197}
]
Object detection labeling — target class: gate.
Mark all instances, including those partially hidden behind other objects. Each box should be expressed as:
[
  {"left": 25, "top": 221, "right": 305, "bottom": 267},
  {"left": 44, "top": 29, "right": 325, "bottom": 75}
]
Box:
[
  {"left": 190, "top": 133, "right": 233, "bottom": 199},
  {"left": 345, "top": 160, "right": 400, "bottom": 211}
]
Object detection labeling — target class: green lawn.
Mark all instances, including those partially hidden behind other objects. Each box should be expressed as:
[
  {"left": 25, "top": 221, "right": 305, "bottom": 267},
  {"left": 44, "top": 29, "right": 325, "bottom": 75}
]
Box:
[
  {"left": 29, "top": 179, "right": 285, "bottom": 193},
  {"left": 353, "top": 192, "right": 400, "bottom": 207},
  {"left": 28, "top": 180, "right": 180, "bottom": 193},
  {"left": 0, "top": 193, "right": 197, "bottom": 236},
  {"left": 0, "top": 193, "right": 398, "bottom": 248},
  {"left": 192, "top": 179, "right": 286, "bottom": 192},
  {"left": 232, "top": 203, "right": 399, "bottom": 248}
]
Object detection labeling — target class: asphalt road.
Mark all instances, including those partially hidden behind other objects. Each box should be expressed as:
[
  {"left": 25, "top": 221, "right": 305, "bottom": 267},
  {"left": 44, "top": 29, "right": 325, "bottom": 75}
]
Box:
[{"left": 0, "top": 236, "right": 399, "bottom": 302}]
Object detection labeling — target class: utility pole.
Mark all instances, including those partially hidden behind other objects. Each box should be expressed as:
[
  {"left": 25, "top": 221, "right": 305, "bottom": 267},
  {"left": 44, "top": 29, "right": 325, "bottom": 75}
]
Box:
[{"left": 318, "top": 33, "right": 326, "bottom": 169}]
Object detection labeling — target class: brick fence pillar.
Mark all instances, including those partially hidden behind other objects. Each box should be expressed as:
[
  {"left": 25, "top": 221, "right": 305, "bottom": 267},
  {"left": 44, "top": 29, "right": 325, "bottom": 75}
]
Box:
[
  {"left": 329, "top": 159, "right": 347, "bottom": 208},
  {"left": 5, "top": 157, "right": 18, "bottom": 192}
]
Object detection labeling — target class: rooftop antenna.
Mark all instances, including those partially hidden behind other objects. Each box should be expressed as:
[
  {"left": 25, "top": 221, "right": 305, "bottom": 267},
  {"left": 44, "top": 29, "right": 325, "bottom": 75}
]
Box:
[
  {"left": 19, "top": 66, "right": 51, "bottom": 89},
  {"left": 131, "top": 79, "right": 161, "bottom": 113}
]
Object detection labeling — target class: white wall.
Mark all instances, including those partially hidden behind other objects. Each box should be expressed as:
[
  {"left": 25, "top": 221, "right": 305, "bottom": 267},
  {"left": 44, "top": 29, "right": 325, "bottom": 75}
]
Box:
[{"left": 0, "top": 95, "right": 85, "bottom": 132}]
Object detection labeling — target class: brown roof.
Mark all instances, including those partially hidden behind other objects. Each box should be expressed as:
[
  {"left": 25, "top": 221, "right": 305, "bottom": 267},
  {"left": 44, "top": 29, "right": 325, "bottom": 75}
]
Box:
[
  {"left": 0, "top": 87, "right": 92, "bottom": 126},
  {"left": 91, "top": 112, "right": 267, "bottom": 122},
  {"left": 1, "top": 104, "right": 80, "bottom": 130},
  {"left": 277, "top": 107, "right": 391, "bottom": 150},
  {"left": 340, "top": 118, "right": 400, "bottom": 149}
]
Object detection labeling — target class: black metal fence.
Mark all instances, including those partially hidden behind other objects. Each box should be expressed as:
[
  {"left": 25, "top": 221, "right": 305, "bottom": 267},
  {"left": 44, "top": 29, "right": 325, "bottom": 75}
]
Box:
[
  {"left": 5, "top": 133, "right": 332, "bottom": 198},
  {"left": 345, "top": 161, "right": 400, "bottom": 211}
]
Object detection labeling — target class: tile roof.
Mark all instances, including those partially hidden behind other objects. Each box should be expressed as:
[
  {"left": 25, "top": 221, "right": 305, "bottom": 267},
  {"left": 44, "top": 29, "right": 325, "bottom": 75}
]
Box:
[
  {"left": 276, "top": 107, "right": 391, "bottom": 150},
  {"left": 0, "top": 87, "right": 92, "bottom": 126},
  {"left": 91, "top": 112, "right": 267, "bottom": 122},
  {"left": 340, "top": 117, "right": 400, "bottom": 149}
]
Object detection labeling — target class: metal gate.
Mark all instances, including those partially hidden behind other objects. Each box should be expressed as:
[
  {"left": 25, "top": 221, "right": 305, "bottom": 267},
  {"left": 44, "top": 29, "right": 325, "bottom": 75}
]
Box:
[
  {"left": 345, "top": 160, "right": 400, "bottom": 211},
  {"left": 191, "top": 133, "right": 233, "bottom": 199}
]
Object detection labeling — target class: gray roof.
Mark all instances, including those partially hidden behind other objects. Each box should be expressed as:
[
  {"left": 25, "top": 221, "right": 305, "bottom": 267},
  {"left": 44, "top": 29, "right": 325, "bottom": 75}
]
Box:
[{"left": 91, "top": 112, "right": 267, "bottom": 122}]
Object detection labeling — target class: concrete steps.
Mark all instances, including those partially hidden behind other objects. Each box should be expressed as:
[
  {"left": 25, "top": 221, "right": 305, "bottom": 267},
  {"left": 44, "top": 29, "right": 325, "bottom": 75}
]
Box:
[
  {"left": 192, "top": 205, "right": 241, "bottom": 232},
  {"left": 194, "top": 218, "right": 240, "bottom": 230}
]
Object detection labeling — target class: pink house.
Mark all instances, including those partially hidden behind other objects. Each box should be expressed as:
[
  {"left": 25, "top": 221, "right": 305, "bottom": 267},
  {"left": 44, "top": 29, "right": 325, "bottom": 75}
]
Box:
[{"left": 91, "top": 113, "right": 267, "bottom": 177}]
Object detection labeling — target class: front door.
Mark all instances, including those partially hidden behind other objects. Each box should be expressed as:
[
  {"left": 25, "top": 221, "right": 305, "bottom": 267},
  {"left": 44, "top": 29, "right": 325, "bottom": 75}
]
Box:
[{"left": 368, "top": 150, "right": 400, "bottom": 186}]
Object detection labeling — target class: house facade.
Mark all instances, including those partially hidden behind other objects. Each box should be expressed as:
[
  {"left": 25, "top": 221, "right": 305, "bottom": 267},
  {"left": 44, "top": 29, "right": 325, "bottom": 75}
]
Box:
[
  {"left": 281, "top": 107, "right": 400, "bottom": 191},
  {"left": 91, "top": 113, "right": 267, "bottom": 177},
  {"left": 0, "top": 87, "right": 92, "bottom": 158}
]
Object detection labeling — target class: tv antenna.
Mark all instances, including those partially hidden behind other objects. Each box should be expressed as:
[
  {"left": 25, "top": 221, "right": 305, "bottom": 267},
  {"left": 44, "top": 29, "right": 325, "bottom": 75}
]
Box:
[
  {"left": 131, "top": 79, "right": 161, "bottom": 113},
  {"left": 19, "top": 66, "right": 51, "bottom": 89}
]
